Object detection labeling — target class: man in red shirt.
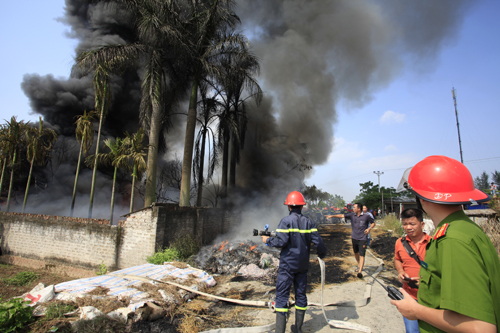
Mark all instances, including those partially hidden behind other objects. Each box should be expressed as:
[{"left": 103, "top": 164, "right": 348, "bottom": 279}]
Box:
[{"left": 394, "top": 208, "right": 431, "bottom": 333}]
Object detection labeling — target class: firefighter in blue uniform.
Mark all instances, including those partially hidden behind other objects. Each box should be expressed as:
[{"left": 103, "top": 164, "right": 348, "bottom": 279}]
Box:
[{"left": 261, "top": 191, "right": 327, "bottom": 333}]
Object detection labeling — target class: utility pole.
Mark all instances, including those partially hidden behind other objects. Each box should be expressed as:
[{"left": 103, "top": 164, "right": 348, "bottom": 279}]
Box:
[
  {"left": 451, "top": 87, "right": 464, "bottom": 163},
  {"left": 374, "top": 171, "right": 384, "bottom": 217}
]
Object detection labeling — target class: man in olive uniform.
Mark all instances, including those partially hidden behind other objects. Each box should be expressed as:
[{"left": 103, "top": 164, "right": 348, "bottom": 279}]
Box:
[{"left": 391, "top": 155, "right": 500, "bottom": 333}]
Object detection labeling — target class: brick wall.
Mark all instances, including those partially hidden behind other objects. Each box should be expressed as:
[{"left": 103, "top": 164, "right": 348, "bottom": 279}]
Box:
[
  {"left": 0, "top": 205, "right": 239, "bottom": 272},
  {"left": 0, "top": 212, "right": 119, "bottom": 270}
]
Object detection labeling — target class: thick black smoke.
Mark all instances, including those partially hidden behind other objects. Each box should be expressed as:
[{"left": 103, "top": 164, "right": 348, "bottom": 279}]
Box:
[{"left": 18, "top": 0, "right": 474, "bottom": 215}]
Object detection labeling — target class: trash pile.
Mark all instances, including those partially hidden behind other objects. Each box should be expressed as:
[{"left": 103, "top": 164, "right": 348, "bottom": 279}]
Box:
[
  {"left": 17, "top": 263, "right": 216, "bottom": 326},
  {"left": 193, "top": 240, "right": 281, "bottom": 285}
]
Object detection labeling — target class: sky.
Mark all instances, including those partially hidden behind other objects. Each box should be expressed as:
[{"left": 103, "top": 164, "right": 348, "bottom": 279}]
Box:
[{"left": 1, "top": 0, "right": 499, "bottom": 204}]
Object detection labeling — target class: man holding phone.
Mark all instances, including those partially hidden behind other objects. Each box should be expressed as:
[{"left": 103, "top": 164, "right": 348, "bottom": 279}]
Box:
[{"left": 394, "top": 208, "right": 431, "bottom": 333}]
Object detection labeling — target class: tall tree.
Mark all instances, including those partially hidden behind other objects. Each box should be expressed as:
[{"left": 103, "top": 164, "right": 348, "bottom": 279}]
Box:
[
  {"left": 474, "top": 171, "right": 489, "bottom": 191},
  {"left": 213, "top": 38, "right": 261, "bottom": 199},
  {"left": 22, "top": 117, "right": 57, "bottom": 213},
  {"left": 76, "top": 0, "right": 191, "bottom": 208},
  {"left": 179, "top": 0, "right": 243, "bottom": 206},
  {"left": 123, "top": 128, "right": 147, "bottom": 212},
  {"left": 0, "top": 125, "right": 9, "bottom": 196},
  {"left": 86, "top": 137, "right": 129, "bottom": 222},
  {"left": 491, "top": 170, "right": 500, "bottom": 186},
  {"left": 71, "top": 111, "right": 97, "bottom": 217},
  {"left": 4, "top": 117, "right": 29, "bottom": 212},
  {"left": 193, "top": 95, "right": 220, "bottom": 206}
]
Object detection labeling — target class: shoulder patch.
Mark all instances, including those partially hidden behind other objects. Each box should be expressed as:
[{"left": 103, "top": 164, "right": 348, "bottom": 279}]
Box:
[{"left": 433, "top": 223, "right": 449, "bottom": 240}]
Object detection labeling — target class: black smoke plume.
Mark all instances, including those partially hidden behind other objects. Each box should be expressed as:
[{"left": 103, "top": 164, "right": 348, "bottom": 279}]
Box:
[{"left": 17, "top": 0, "right": 474, "bottom": 218}]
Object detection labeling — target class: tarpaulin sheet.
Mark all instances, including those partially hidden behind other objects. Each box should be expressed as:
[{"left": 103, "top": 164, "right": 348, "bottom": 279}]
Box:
[{"left": 54, "top": 263, "right": 216, "bottom": 303}]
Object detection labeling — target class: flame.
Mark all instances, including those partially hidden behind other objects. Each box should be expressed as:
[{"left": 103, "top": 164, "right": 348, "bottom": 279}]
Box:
[
  {"left": 247, "top": 245, "right": 257, "bottom": 251},
  {"left": 218, "top": 240, "right": 229, "bottom": 251}
]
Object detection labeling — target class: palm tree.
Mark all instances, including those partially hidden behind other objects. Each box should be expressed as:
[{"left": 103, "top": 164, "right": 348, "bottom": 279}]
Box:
[
  {"left": 214, "top": 43, "right": 262, "bottom": 198},
  {"left": 71, "top": 111, "right": 97, "bottom": 217},
  {"left": 0, "top": 125, "right": 9, "bottom": 197},
  {"left": 179, "top": 0, "right": 243, "bottom": 206},
  {"left": 76, "top": 0, "right": 191, "bottom": 208},
  {"left": 86, "top": 137, "right": 129, "bottom": 222},
  {"left": 4, "top": 116, "right": 29, "bottom": 212},
  {"left": 123, "top": 128, "right": 147, "bottom": 212},
  {"left": 193, "top": 94, "right": 220, "bottom": 206},
  {"left": 22, "top": 117, "right": 57, "bottom": 213}
]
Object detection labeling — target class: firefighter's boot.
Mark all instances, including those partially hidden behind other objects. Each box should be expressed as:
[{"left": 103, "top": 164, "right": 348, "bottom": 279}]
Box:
[
  {"left": 294, "top": 309, "right": 305, "bottom": 333},
  {"left": 275, "top": 313, "right": 287, "bottom": 333}
]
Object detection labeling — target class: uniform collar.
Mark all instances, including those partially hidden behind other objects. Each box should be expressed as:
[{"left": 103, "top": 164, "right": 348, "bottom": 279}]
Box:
[{"left": 435, "top": 210, "right": 468, "bottom": 229}]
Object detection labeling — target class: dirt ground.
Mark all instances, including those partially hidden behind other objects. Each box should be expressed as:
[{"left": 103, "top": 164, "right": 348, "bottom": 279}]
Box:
[{"left": 0, "top": 223, "right": 404, "bottom": 333}]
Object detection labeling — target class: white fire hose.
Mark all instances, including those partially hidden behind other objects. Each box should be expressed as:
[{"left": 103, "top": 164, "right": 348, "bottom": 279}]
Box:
[{"left": 116, "top": 249, "right": 384, "bottom": 333}]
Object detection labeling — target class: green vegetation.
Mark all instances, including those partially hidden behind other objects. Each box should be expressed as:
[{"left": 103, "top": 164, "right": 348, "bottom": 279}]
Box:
[
  {"left": 43, "top": 302, "right": 77, "bottom": 321},
  {"left": 147, "top": 234, "right": 201, "bottom": 265},
  {"left": 302, "top": 185, "right": 346, "bottom": 208},
  {"left": 95, "top": 261, "right": 108, "bottom": 276},
  {"left": 378, "top": 215, "right": 404, "bottom": 237},
  {"left": 354, "top": 181, "right": 407, "bottom": 212},
  {"left": 0, "top": 298, "right": 34, "bottom": 333},
  {"left": 3, "top": 271, "right": 40, "bottom": 286}
]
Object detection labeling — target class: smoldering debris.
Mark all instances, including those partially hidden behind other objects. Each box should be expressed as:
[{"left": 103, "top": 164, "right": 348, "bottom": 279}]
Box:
[{"left": 194, "top": 240, "right": 281, "bottom": 285}]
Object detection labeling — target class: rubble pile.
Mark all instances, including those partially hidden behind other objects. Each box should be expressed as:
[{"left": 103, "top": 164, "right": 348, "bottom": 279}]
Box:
[{"left": 194, "top": 240, "right": 281, "bottom": 284}]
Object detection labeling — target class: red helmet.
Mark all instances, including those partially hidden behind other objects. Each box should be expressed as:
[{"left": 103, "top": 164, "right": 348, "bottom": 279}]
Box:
[
  {"left": 407, "top": 155, "right": 489, "bottom": 205},
  {"left": 284, "top": 191, "right": 306, "bottom": 206},
  {"left": 324, "top": 207, "right": 327, "bottom": 210}
]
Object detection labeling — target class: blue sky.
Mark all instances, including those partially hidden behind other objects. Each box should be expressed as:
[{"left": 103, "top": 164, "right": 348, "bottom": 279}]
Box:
[{"left": 1, "top": 0, "right": 499, "bottom": 203}]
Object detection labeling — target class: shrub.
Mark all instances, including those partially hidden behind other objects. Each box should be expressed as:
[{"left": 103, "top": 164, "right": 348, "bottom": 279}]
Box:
[
  {"left": 379, "top": 215, "right": 404, "bottom": 237},
  {"left": 0, "top": 298, "right": 33, "bottom": 332},
  {"left": 147, "top": 247, "right": 180, "bottom": 265},
  {"left": 44, "top": 302, "right": 77, "bottom": 321},
  {"left": 3, "top": 271, "right": 40, "bottom": 286},
  {"left": 171, "top": 234, "right": 201, "bottom": 260},
  {"left": 95, "top": 261, "right": 108, "bottom": 276}
]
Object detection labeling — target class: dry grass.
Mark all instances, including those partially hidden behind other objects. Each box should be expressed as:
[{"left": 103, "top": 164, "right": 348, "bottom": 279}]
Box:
[
  {"left": 75, "top": 295, "right": 129, "bottom": 314},
  {"left": 480, "top": 217, "right": 500, "bottom": 257},
  {"left": 166, "top": 261, "right": 190, "bottom": 269},
  {"left": 85, "top": 286, "right": 110, "bottom": 296}
]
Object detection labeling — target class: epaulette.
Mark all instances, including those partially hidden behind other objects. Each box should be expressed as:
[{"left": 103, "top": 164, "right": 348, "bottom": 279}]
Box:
[{"left": 433, "top": 223, "right": 449, "bottom": 240}]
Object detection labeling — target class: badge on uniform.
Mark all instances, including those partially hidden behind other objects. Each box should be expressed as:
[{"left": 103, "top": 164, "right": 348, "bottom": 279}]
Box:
[{"left": 433, "top": 223, "right": 449, "bottom": 240}]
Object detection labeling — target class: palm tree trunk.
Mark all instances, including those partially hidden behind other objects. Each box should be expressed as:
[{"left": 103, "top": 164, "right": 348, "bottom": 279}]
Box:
[
  {"left": 229, "top": 133, "right": 236, "bottom": 188},
  {"left": 130, "top": 164, "right": 137, "bottom": 212},
  {"left": 88, "top": 97, "right": 106, "bottom": 219},
  {"left": 110, "top": 166, "right": 117, "bottom": 223},
  {"left": 71, "top": 135, "right": 85, "bottom": 217},
  {"left": 6, "top": 149, "right": 17, "bottom": 212},
  {"left": 196, "top": 127, "right": 207, "bottom": 207},
  {"left": 144, "top": 103, "right": 161, "bottom": 207},
  {"left": 179, "top": 75, "right": 199, "bottom": 207},
  {"left": 0, "top": 159, "right": 6, "bottom": 195},
  {"left": 219, "top": 133, "right": 229, "bottom": 207},
  {"left": 22, "top": 155, "right": 35, "bottom": 213}
]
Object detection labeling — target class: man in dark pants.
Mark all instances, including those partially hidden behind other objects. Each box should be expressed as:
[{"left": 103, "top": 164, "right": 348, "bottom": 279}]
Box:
[
  {"left": 261, "top": 191, "right": 327, "bottom": 333},
  {"left": 327, "top": 202, "right": 374, "bottom": 278}
]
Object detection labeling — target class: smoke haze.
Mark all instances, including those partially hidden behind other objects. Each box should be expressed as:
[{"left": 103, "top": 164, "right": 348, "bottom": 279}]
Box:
[{"left": 15, "top": 0, "right": 474, "bottom": 220}]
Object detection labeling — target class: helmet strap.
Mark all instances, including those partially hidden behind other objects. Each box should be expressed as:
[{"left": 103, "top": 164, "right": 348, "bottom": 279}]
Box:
[{"left": 416, "top": 196, "right": 427, "bottom": 215}]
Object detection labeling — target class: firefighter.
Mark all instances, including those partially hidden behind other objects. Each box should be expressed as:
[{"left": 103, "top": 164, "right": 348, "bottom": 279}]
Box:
[
  {"left": 261, "top": 191, "right": 327, "bottom": 333},
  {"left": 391, "top": 155, "right": 500, "bottom": 332}
]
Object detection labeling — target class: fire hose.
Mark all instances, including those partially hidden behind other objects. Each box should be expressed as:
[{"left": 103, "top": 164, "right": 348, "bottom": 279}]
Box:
[{"left": 115, "top": 248, "right": 385, "bottom": 333}]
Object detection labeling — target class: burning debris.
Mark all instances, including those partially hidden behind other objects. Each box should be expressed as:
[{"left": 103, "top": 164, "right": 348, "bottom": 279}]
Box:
[{"left": 194, "top": 240, "right": 281, "bottom": 285}]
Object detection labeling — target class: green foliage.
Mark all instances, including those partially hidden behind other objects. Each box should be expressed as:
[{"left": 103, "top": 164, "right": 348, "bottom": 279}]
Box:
[
  {"left": 474, "top": 171, "right": 490, "bottom": 191},
  {"left": 354, "top": 181, "right": 405, "bottom": 211},
  {"left": 170, "top": 234, "right": 201, "bottom": 260},
  {"left": 302, "top": 184, "right": 345, "bottom": 208},
  {"left": 379, "top": 215, "right": 404, "bottom": 237},
  {"left": 43, "top": 302, "right": 77, "bottom": 321},
  {"left": 147, "top": 234, "right": 201, "bottom": 265},
  {"left": 147, "top": 248, "right": 180, "bottom": 265},
  {"left": 72, "top": 314, "right": 126, "bottom": 333},
  {"left": 0, "top": 298, "right": 34, "bottom": 332},
  {"left": 95, "top": 261, "right": 108, "bottom": 276},
  {"left": 3, "top": 271, "right": 39, "bottom": 286}
]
